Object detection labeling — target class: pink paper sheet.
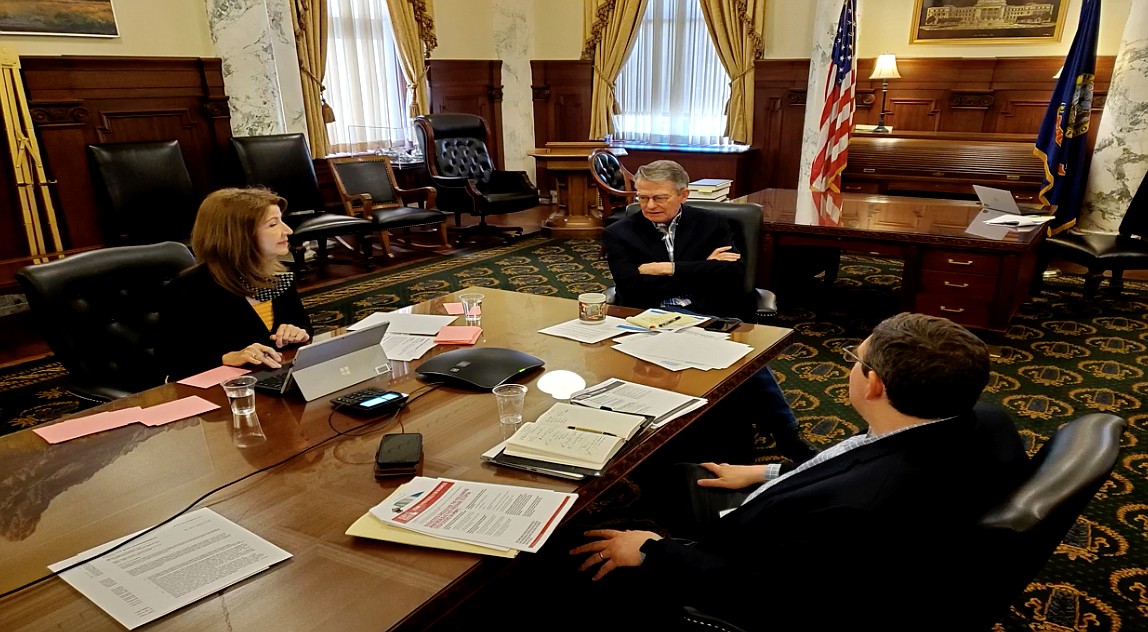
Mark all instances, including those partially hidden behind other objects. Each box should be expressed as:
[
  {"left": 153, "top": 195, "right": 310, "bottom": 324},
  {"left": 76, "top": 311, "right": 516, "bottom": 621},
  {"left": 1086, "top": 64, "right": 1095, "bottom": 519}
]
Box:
[
  {"left": 177, "top": 365, "right": 251, "bottom": 389},
  {"left": 434, "top": 326, "right": 482, "bottom": 344},
  {"left": 33, "top": 407, "right": 144, "bottom": 444},
  {"left": 443, "top": 302, "right": 481, "bottom": 316},
  {"left": 137, "top": 396, "right": 221, "bottom": 427}
]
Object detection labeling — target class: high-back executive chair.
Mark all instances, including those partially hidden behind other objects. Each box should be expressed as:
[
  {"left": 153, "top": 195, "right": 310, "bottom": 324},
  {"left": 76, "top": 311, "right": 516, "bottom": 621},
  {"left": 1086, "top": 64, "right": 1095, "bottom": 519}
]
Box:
[
  {"left": 327, "top": 154, "right": 449, "bottom": 259},
  {"left": 16, "top": 242, "right": 196, "bottom": 402},
  {"left": 87, "top": 140, "right": 199, "bottom": 245},
  {"left": 1037, "top": 171, "right": 1148, "bottom": 298},
  {"left": 678, "top": 412, "right": 1125, "bottom": 631},
  {"left": 231, "top": 133, "right": 374, "bottom": 270},
  {"left": 413, "top": 113, "right": 540, "bottom": 245},
  {"left": 606, "top": 201, "right": 778, "bottom": 320},
  {"left": 588, "top": 148, "right": 635, "bottom": 227}
]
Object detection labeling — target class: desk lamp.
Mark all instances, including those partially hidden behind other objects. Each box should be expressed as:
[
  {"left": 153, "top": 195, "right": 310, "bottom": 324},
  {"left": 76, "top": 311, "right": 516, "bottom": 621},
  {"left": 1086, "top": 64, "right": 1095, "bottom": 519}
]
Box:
[{"left": 869, "top": 54, "right": 901, "bottom": 133}]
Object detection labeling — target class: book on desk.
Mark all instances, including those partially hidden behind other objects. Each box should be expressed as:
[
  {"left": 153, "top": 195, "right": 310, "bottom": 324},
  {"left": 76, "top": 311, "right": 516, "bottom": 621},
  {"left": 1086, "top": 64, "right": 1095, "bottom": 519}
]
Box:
[{"left": 485, "top": 402, "right": 650, "bottom": 477}]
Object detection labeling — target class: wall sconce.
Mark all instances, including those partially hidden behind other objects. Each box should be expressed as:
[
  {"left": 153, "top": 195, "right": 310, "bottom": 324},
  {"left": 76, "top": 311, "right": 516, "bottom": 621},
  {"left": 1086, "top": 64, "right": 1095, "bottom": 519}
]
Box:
[{"left": 869, "top": 54, "right": 901, "bottom": 133}]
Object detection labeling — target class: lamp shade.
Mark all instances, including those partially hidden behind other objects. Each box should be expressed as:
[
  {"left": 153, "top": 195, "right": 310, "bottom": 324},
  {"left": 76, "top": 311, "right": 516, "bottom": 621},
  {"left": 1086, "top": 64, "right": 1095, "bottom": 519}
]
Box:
[{"left": 870, "top": 54, "right": 901, "bottom": 80}]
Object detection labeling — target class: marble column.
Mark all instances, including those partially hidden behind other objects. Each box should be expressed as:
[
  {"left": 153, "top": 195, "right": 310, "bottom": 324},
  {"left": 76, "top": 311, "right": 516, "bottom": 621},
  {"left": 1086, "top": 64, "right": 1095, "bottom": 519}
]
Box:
[
  {"left": 205, "top": 0, "right": 307, "bottom": 139},
  {"left": 492, "top": 0, "right": 536, "bottom": 180},
  {"left": 795, "top": 0, "right": 847, "bottom": 225},
  {"left": 1079, "top": 1, "right": 1148, "bottom": 233}
]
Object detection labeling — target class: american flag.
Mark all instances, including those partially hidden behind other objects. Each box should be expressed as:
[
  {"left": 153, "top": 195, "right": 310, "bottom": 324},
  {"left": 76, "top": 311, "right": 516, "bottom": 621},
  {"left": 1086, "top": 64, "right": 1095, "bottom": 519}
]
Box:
[{"left": 808, "top": 0, "right": 856, "bottom": 227}]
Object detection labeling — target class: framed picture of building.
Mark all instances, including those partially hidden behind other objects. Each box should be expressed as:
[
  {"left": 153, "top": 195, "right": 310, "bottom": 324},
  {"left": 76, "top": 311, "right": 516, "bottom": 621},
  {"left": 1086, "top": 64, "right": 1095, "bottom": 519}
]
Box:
[
  {"left": 0, "top": 1, "right": 119, "bottom": 38},
  {"left": 911, "top": 0, "right": 1068, "bottom": 44}
]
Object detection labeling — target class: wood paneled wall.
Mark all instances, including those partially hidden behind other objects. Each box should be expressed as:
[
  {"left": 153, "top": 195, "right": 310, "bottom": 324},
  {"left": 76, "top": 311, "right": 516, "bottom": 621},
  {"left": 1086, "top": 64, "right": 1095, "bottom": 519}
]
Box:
[
  {"left": 427, "top": 60, "right": 505, "bottom": 169},
  {"left": 530, "top": 56, "right": 1115, "bottom": 197},
  {"left": 0, "top": 56, "right": 233, "bottom": 291}
]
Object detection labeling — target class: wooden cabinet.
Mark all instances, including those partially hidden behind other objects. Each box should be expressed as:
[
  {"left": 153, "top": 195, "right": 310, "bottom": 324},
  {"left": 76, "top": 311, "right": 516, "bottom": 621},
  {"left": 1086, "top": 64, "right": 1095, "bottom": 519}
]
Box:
[{"left": 915, "top": 250, "right": 1003, "bottom": 329}]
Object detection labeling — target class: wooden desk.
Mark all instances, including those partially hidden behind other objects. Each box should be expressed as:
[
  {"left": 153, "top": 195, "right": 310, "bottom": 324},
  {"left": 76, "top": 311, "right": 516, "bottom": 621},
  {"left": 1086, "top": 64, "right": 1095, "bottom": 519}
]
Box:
[
  {"left": 0, "top": 288, "right": 792, "bottom": 631},
  {"left": 735, "top": 189, "right": 1046, "bottom": 332},
  {"left": 529, "top": 143, "right": 625, "bottom": 240}
]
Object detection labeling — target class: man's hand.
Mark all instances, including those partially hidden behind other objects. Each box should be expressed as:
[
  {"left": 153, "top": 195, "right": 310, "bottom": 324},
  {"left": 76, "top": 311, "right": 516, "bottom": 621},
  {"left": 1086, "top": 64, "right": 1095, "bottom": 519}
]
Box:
[
  {"left": 569, "top": 529, "right": 661, "bottom": 581},
  {"left": 707, "top": 246, "right": 741, "bottom": 262},
  {"left": 696, "top": 462, "right": 767, "bottom": 490},
  {"left": 637, "top": 262, "right": 674, "bottom": 276}
]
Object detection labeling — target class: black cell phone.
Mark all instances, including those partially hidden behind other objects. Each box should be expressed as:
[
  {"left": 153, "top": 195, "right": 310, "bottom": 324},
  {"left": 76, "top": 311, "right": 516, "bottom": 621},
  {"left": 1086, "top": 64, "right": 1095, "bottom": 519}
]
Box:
[
  {"left": 703, "top": 317, "right": 743, "bottom": 333},
  {"left": 374, "top": 433, "right": 423, "bottom": 478}
]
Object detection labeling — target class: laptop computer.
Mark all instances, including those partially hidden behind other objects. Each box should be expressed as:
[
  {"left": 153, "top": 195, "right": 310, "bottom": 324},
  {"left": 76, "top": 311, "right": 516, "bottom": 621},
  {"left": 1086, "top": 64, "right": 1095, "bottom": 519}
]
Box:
[
  {"left": 973, "top": 185, "right": 1048, "bottom": 215},
  {"left": 250, "top": 323, "right": 391, "bottom": 401}
]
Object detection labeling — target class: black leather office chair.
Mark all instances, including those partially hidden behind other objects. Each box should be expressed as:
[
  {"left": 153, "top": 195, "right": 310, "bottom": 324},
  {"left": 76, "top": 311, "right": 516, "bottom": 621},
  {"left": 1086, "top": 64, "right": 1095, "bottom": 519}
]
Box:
[
  {"left": 677, "top": 412, "right": 1125, "bottom": 631},
  {"left": 16, "top": 242, "right": 196, "bottom": 402},
  {"left": 588, "top": 148, "right": 635, "bottom": 227},
  {"left": 1037, "top": 172, "right": 1148, "bottom": 298},
  {"left": 413, "top": 113, "right": 540, "bottom": 245},
  {"left": 328, "top": 154, "right": 449, "bottom": 259},
  {"left": 965, "top": 412, "right": 1125, "bottom": 628},
  {"left": 605, "top": 202, "right": 778, "bottom": 320},
  {"left": 230, "top": 133, "right": 374, "bottom": 270},
  {"left": 87, "top": 140, "right": 198, "bottom": 245}
]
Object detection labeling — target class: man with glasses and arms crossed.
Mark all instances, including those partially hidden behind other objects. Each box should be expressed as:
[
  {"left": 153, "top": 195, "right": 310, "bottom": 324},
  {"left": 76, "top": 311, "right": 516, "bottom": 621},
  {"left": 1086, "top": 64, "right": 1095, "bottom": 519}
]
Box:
[
  {"left": 567, "top": 313, "right": 1029, "bottom": 631},
  {"left": 602, "top": 160, "right": 815, "bottom": 464}
]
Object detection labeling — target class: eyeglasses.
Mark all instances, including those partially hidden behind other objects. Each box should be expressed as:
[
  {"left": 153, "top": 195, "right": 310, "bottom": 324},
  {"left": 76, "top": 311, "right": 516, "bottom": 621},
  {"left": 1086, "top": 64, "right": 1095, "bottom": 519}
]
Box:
[
  {"left": 841, "top": 345, "right": 872, "bottom": 375},
  {"left": 635, "top": 194, "right": 673, "bottom": 205}
]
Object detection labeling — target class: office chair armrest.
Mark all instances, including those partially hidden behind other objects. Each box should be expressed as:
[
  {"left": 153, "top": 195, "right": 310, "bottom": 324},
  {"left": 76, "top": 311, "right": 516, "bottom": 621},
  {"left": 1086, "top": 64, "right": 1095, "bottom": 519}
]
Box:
[
  {"left": 430, "top": 174, "right": 472, "bottom": 189},
  {"left": 344, "top": 192, "right": 373, "bottom": 219},
  {"left": 754, "top": 288, "right": 778, "bottom": 318},
  {"left": 395, "top": 185, "right": 437, "bottom": 209}
]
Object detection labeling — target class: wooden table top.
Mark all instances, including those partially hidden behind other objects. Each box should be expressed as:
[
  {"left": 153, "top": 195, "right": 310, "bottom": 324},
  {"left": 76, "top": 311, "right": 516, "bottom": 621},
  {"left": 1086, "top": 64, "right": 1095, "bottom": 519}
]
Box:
[
  {"left": 733, "top": 188, "right": 1045, "bottom": 250},
  {"left": 0, "top": 288, "right": 793, "bottom": 631}
]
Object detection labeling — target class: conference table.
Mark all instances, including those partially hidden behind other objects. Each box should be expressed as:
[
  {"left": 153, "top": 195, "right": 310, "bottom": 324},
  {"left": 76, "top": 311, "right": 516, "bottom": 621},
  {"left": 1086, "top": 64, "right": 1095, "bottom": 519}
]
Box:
[
  {"left": 737, "top": 189, "right": 1047, "bottom": 332},
  {"left": 0, "top": 288, "right": 793, "bottom": 631}
]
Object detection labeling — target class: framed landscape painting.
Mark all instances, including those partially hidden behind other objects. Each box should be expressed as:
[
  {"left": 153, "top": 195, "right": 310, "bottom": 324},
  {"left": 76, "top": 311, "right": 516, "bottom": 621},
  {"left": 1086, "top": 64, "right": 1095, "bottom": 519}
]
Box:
[
  {"left": 0, "top": 0, "right": 119, "bottom": 37},
  {"left": 911, "top": 0, "right": 1068, "bottom": 44}
]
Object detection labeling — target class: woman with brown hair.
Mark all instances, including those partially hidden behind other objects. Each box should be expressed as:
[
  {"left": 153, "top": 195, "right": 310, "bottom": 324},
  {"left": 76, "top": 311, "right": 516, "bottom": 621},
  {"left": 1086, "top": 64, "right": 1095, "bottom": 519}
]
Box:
[{"left": 160, "top": 187, "right": 312, "bottom": 380}]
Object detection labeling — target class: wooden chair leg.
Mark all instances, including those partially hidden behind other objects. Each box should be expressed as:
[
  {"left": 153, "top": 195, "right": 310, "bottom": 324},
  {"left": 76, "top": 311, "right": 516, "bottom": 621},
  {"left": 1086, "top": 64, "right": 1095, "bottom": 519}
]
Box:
[
  {"left": 378, "top": 231, "right": 394, "bottom": 258},
  {"left": 438, "top": 223, "right": 450, "bottom": 247},
  {"left": 1108, "top": 269, "right": 1125, "bottom": 297},
  {"left": 1083, "top": 267, "right": 1105, "bottom": 299},
  {"left": 360, "top": 234, "right": 373, "bottom": 268}
]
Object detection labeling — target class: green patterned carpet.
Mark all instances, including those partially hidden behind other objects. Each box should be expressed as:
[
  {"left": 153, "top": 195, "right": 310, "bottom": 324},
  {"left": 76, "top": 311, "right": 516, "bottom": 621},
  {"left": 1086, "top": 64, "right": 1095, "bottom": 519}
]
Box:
[{"left": 1, "top": 237, "right": 1146, "bottom": 630}]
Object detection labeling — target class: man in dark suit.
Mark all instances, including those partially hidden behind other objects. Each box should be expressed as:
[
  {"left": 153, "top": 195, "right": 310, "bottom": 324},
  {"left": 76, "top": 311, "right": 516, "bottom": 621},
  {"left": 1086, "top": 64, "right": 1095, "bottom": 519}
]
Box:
[
  {"left": 604, "top": 160, "right": 813, "bottom": 464},
  {"left": 568, "top": 313, "right": 1029, "bottom": 631}
]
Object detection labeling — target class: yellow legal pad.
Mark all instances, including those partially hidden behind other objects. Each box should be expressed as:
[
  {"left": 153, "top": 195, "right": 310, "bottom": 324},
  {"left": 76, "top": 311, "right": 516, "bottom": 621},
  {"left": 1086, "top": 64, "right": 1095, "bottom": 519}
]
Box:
[{"left": 345, "top": 490, "right": 518, "bottom": 558}]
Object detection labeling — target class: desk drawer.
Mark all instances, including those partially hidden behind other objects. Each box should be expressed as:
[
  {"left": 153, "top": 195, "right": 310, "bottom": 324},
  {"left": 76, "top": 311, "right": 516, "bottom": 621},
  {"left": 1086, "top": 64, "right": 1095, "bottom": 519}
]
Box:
[
  {"left": 921, "top": 250, "right": 1000, "bottom": 275},
  {"left": 915, "top": 293, "right": 991, "bottom": 328},
  {"left": 920, "top": 270, "right": 997, "bottom": 297}
]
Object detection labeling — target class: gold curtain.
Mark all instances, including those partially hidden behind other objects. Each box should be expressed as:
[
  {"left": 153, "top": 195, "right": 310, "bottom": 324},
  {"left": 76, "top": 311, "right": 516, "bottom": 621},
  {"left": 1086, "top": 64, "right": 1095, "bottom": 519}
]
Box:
[
  {"left": 699, "top": 0, "right": 766, "bottom": 145},
  {"left": 291, "top": 0, "right": 331, "bottom": 157},
  {"left": 386, "top": 0, "right": 437, "bottom": 119},
  {"left": 583, "top": 0, "right": 648, "bottom": 140}
]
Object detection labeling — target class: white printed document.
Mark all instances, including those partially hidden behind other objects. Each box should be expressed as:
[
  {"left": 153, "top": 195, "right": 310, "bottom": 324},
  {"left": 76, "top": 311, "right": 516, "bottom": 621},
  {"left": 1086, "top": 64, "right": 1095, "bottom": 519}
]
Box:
[
  {"left": 49, "top": 508, "right": 291, "bottom": 630},
  {"left": 538, "top": 316, "right": 631, "bottom": 343},
  {"left": 349, "top": 312, "right": 457, "bottom": 335},
  {"left": 613, "top": 329, "right": 753, "bottom": 371},
  {"left": 570, "top": 378, "right": 708, "bottom": 428},
  {"left": 382, "top": 332, "right": 439, "bottom": 361},
  {"left": 371, "top": 477, "right": 576, "bottom": 553}
]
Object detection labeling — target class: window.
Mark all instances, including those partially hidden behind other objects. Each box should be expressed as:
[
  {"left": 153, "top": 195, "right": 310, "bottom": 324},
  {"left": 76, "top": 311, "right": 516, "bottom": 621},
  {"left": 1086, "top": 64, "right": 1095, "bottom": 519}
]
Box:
[
  {"left": 324, "top": 0, "right": 412, "bottom": 155},
  {"left": 614, "top": 0, "right": 731, "bottom": 146}
]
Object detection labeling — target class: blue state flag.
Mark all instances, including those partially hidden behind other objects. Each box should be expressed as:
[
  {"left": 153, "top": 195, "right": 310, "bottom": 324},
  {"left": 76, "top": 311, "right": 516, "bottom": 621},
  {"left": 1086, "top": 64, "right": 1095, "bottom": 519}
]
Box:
[{"left": 1034, "top": 0, "right": 1102, "bottom": 235}]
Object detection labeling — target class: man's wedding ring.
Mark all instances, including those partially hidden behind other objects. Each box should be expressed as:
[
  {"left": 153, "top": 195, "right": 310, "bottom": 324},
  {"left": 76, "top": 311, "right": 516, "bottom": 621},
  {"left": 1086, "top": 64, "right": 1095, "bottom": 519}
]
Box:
[{"left": 598, "top": 552, "right": 605, "bottom": 561}]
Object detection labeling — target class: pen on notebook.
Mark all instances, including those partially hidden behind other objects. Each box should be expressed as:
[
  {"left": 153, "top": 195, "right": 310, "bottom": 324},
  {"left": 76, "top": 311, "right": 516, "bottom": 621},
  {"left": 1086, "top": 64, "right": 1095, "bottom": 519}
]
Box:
[
  {"left": 652, "top": 315, "right": 683, "bottom": 329},
  {"left": 567, "top": 426, "right": 620, "bottom": 438}
]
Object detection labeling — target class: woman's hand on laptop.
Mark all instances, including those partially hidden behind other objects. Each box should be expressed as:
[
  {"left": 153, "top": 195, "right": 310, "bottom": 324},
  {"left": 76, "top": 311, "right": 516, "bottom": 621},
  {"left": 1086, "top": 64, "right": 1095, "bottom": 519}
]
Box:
[
  {"left": 223, "top": 343, "right": 283, "bottom": 368},
  {"left": 271, "top": 324, "right": 310, "bottom": 348}
]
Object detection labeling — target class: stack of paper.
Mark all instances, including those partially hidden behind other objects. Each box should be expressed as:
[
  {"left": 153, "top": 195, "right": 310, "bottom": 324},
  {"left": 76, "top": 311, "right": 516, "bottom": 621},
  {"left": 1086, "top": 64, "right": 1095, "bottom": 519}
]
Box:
[
  {"left": 538, "top": 315, "right": 631, "bottom": 343},
  {"left": 612, "top": 328, "right": 753, "bottom": 371},
  {"left": 983, "top": 214, "right": 1055, "bottom": 230},
  {"left": 434, "top": 325, "right": 482, "bottom": 344},
  {"left": 356, "top": 477, "right": 576, "bottom": 554},
  {"left": 348, "top": 311, "right": 465, "bottom": 361},
  {"left": 570, "top": 378, "right": 707, "bottom": 428}
]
